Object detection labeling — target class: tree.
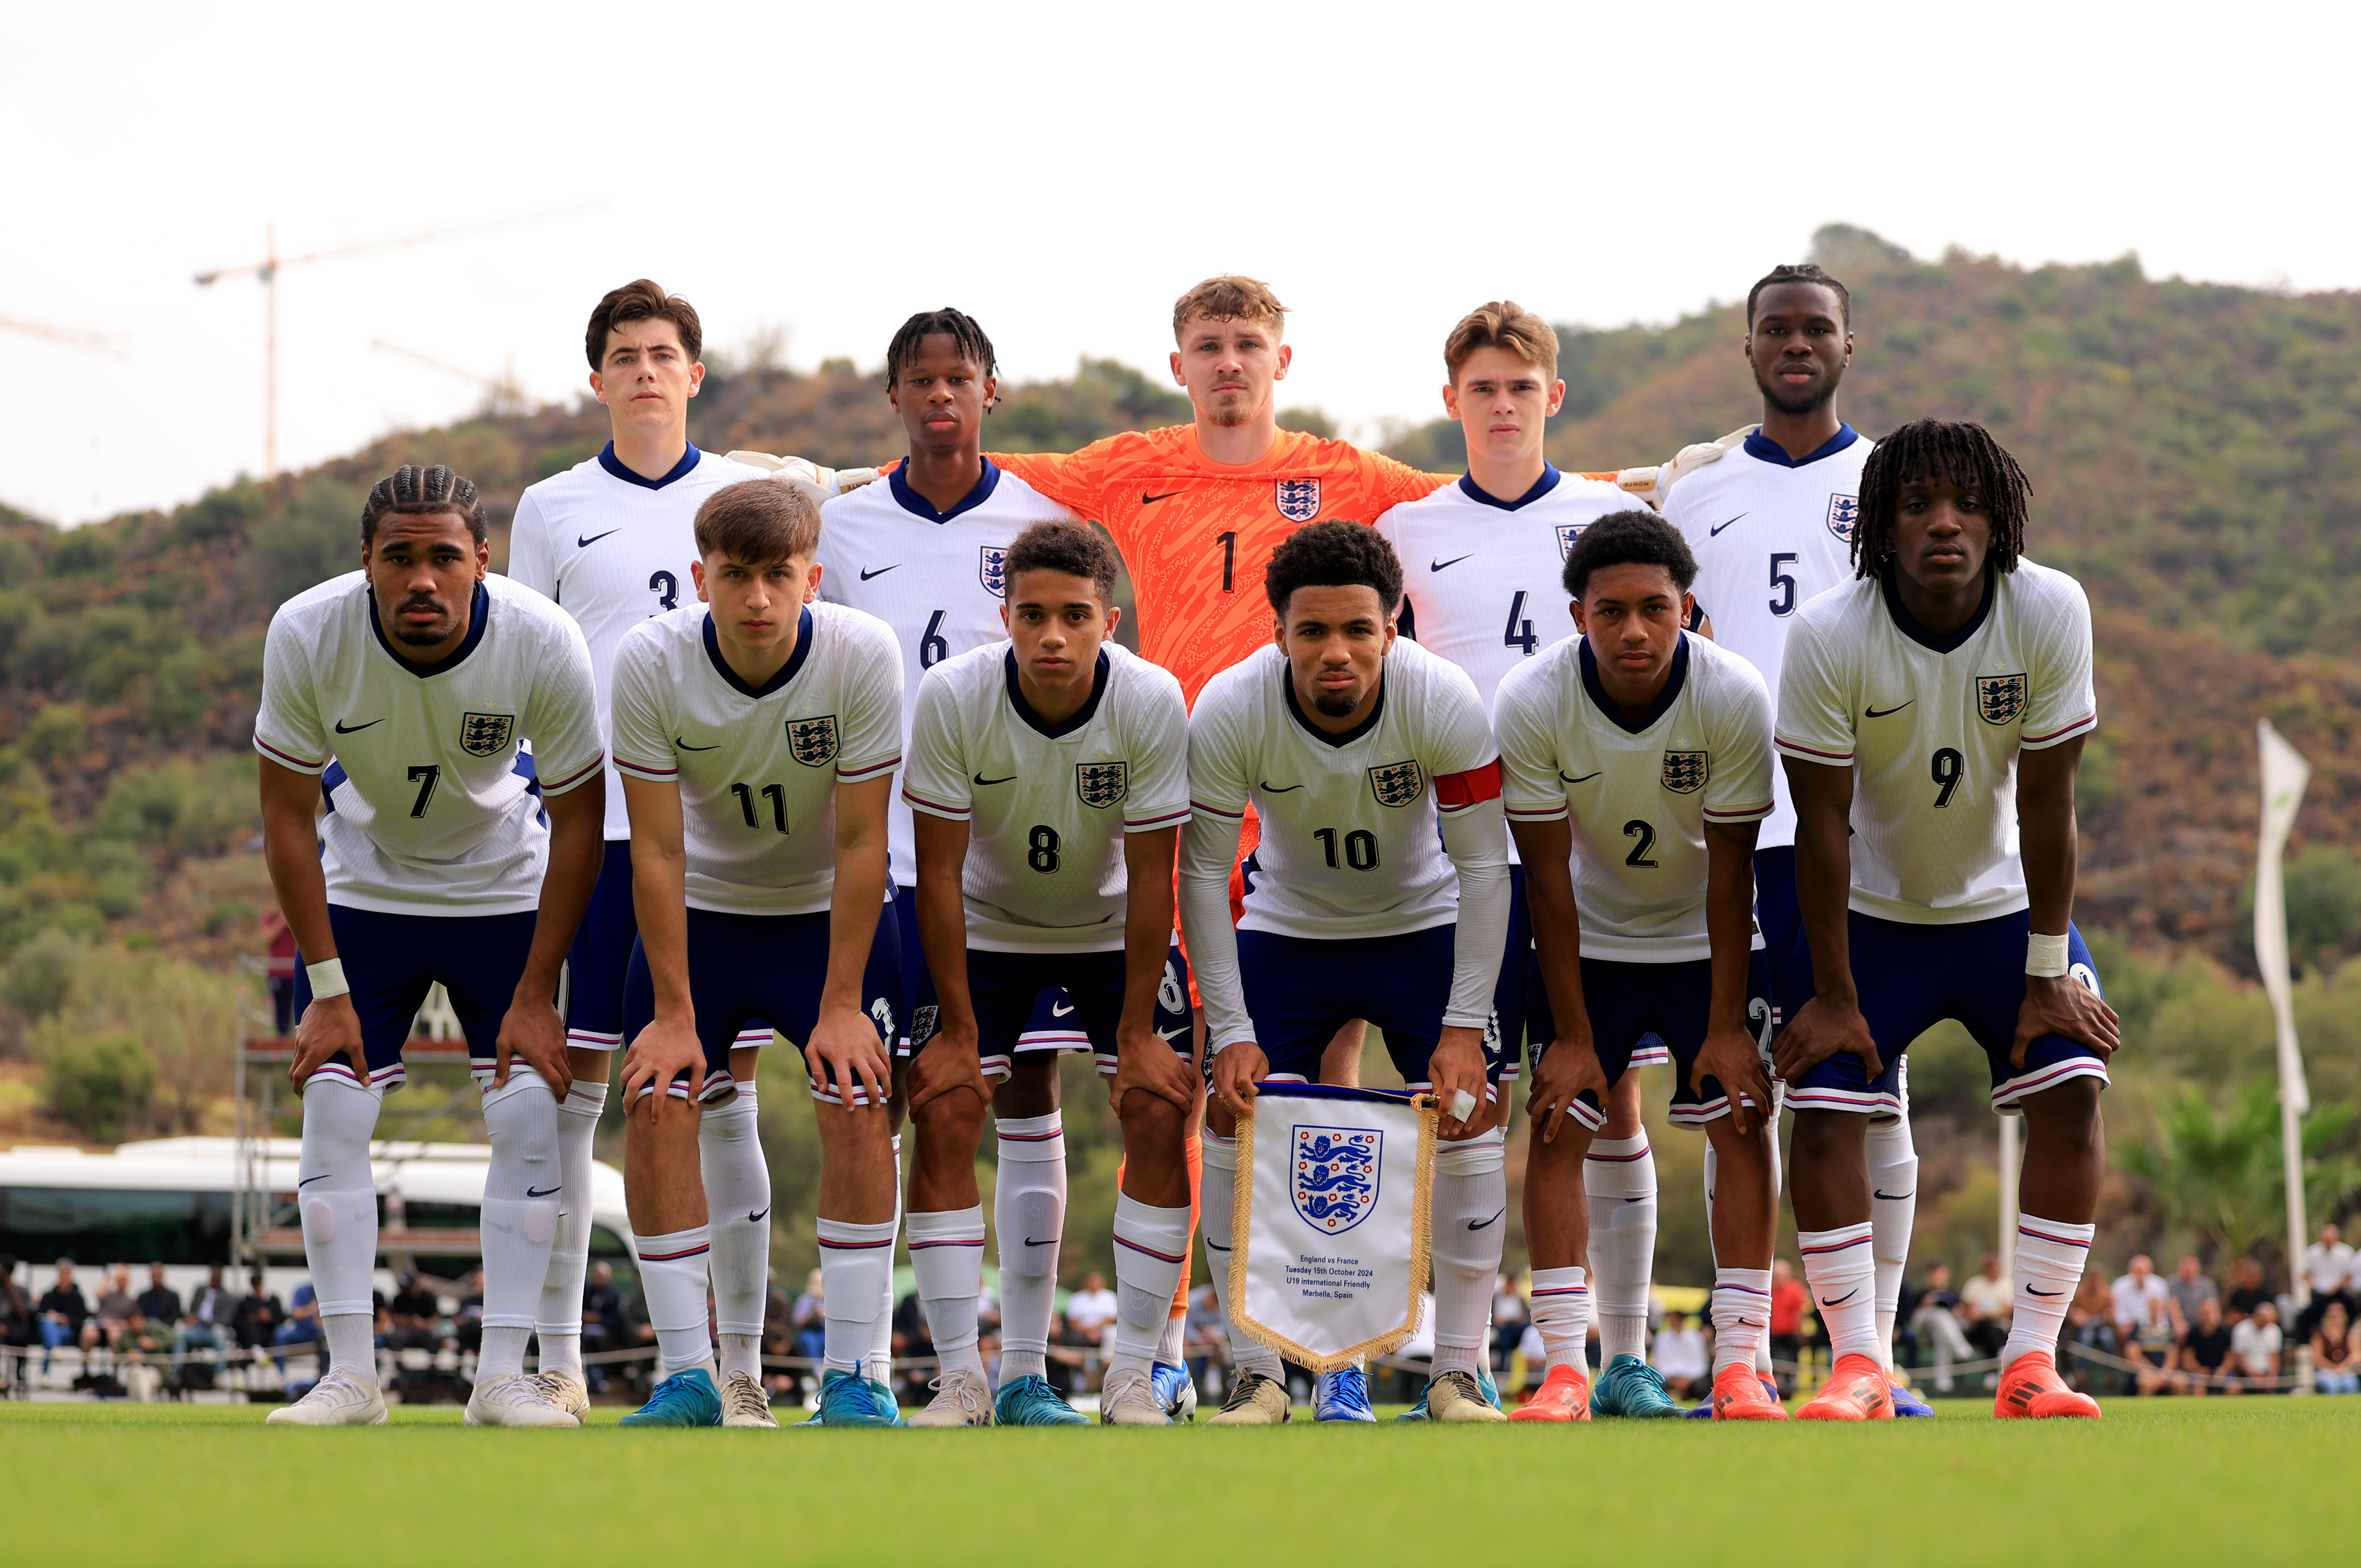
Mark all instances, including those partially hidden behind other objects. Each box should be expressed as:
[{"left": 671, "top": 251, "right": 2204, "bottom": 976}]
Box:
[{"left": 2117, "top": 1083, "right": 2361, "bottom": 1267}]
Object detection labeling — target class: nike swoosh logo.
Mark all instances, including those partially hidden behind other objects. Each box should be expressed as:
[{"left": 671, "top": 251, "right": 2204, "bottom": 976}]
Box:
[
  {"left": 1051, "top": 1001, "right": 1075, "bottom": 1017},
  {"left": 1864, "top": 701, "right": 1914, "bottom": 718},
  {"left": 1023, "top": 1236, "right": 1057, "bottom": 1248},
  {"left": 676, "top": 738, "right": 718, "bottom": 751},
  {"left": 749, "top": 1208, "right": 771, "bottom": 1225},
  {"left": 334, "top": 719, "right": 383, "bottom": 734},
  {"left": 577, "top": 531, "right": 618, "bottom": 549},
  {"left": 1558, "top": 770, "right": 1601, "bottom": 784},
  {"left": 974, "top": 773, "right": 1015, "bottom": 786},
  {"left": 298, "top": 1174, "right": 330, "bottom": 1187},
  {"left": 1709, "top": 513, "right": 1747, "bottom": 537},
  {"left": 1156, "top": 1025, "right": 1188, "bottom": 1041},
  {"left": 1467, "top": 1208, "right": 1505, "bottom": 1231},
  {"left": 2028, "top": 1287, "right": 2064, "bottom": 1297},
  {"left": 1260, "top": 781, "right": 1303, "bottom": 793},
  {"left": 1821, "top": 1289, "right": 1859, "bottom": 1306},
  {"left": 1430, "top": 554, "right": 1472, "bottom": 572},
  {"left": 1738, "top": 1318, "right": 1766, "bottom": 1329},
  {"left": 1141, "top": 491, "right": 1182, "bottom": 506},
  {"left": 859, "top": 565, "right": 899, "bottom": 580},
  {"left": 525, "top": 1186, "right": 560, "bottom": 1197},
  {"left": 1874, "top": 1190, "right": 1915, "bottom": 1201}
]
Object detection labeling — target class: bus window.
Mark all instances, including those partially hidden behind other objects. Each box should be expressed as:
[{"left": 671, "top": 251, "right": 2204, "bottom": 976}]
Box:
[{"left": 0, "top": 1188, "right": 234, "bottom": 1266}]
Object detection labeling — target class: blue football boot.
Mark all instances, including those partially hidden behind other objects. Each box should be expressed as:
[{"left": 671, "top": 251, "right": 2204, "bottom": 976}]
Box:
[
  {"left": 618, "top": 1367, "right": 723, "bottom": 1427},
  {"left": 1152, "top": 1362, "right": 1198, "bottom": 1423},
  {"left": 794, "top": 1368, "right": 903, "bottom": 1427},
  {"left": 993, "top": 1373, "right": 1089, "bottom": 1426},
  {"left": 1590, "top": 1353, "right": 1686, "bottom": 1418},
  {"left": 1315, "top": 1366, "right": 1375, "bottom": 1422},
  {"left": 1889, "top": 1377, "right": 1936, "bottom": 1417}
]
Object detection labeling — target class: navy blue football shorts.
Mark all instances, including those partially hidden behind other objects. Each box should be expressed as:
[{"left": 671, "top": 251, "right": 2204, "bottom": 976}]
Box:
[
  {"left": 293, "top": 905, "right": 539, "bottom": 1094},
  {"left": 1230, "top": 925, "right": 1507, "bottom": 1093},
  {"left": 566, "top": 841, "right": 767, "bottom": 1054},
  {"left": 1526, "top": 952, "right": 1776, "bottom": 1129},
  {"left": 891, "top": 884, "right": 1081, "bottom": 1058},
  {"left": 907, "top": 944, "right": 1194, "bottom": 1079}
]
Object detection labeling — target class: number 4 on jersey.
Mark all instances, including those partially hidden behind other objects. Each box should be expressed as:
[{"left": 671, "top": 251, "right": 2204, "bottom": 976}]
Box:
[{"left": 1502, "top": 590, "right": 1537, "bottom": 655}]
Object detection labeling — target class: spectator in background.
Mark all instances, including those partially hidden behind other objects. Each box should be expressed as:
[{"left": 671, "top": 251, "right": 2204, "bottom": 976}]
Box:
[
  {"left": 274, "top": 1282, "right": 326, "bottom": 1389},
  {"left": 84, "top": 1263, "right": 136, "bottom": 1351},
  {"left": 2164, "top": 1253, "right": 2217, "bottom": 1337},
  {"left": 790, "top": 1269, "right": 826, "bottom": 1367},
  {"left": 2298, "top": 1224, "right": 2357, "bottom": 1341},
  {"left": 231, "top": 1270, "right": 283, "bottom": 1350},
  {"left": 37, "top": 1260, "right": 88, "bottom": 1372},
  {"left": 2311, "top": 1299, "right": 2357, "bottom": 1394},
  {"left": 262, "top": 907, "right": 299, "bottom": 1035},
  {"left": 1066, "top": 1271, "right": 1120, "bottom": 1346},
  {"left": 2113, "top": 1255, "right": 2176, "bottom": 1394},
  {"left": 2230, "top": 1299, "right": 2283, "bottom": 1393},
  {"left": 2224, "top": 1257, "right": 2272, "bottom": 1326},
  {"left": 135, "top": 1262, "right": 182, "bottom": 1330},
  {"left": 385, "top": 1273, "right": 442, "bottom": 1352},
  {"left": 1960, "top": 1253, "right": 2014, "bottom": 1373},
  {"left": 583, "top": 1261, "right": 624, "bottom": 1394},
  {"left": 1649, "top": 1309, "right": 1709, "bottom": 1401},
  {"left": 1768, "top": 1259, "right": 1808, "bottom": 1397},
  {"left": 453, "top": 1269, "right": 485, "bottom": 1354},
  {"left": 2176, "top": 1295, "right": 2233, "bottom": 1396},
  {"left": 182, "top": 1265, "right": 234, "bottom": 1351},
  {"left": 1912, "top": 1261, "right": 1974, "bottom": 1394},
  {"left": 1185, "top": 1282, "right": 1225, "bottom": 1401},
  {"left": 1493, "top": 1273, "right": 1530, "bottom": 1376},
  {"left": 2062, "top": 1266, "right": 2118, "bottom": 1395},
  {"left": 0, "top": 1256, "right": 32, "bottom": 1352}
]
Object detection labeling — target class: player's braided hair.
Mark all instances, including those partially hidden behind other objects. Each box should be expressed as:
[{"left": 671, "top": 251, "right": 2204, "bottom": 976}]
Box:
[
  {"left": 1004, "top": 520, "right": 1118, "bottom": 602},
  {"left": 1264, "top": 520, "right": 1402, "bottom": 616},
  {"left": 360, "top": 464, "right": 486, "bottom": 547},
  {"left": 1560, "top": 509, "right": 1696, "bottom": 599},
  {"left": 885, "top": 308, "right": 999, "bottom": 407},
  {"left": 1852, "top": 419, "right": 2032, "bottom": 580},
  {"left": 1746, "top": 262, "right": 1851, "bottom": 328}
]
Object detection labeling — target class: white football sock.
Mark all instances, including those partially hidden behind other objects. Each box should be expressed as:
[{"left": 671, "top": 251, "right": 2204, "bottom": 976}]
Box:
[
  {"left": 1157, "top": 1313, "right": 1186, "bottom": 1367},
  {"left": 2002, "top": 1215, "right": 2094, "bottom": 1368},
  {"left": 908, "top": 1205, "right": 987, "bottom": 1382},
  {"left": 868, "top": 1132, "right": 902, "bottom": 1386},
  {"left": 699, "top": 1085, "right": 771, "bottom": 1344},
  {"left": 478, "top": 1069, "right": 563, "bottom": 1346},
  {"left": 716, "top": 1332, "right": 760, "bottom": 1382},
  {"left": 817, "top": 1216, "right": 896, "bottom": 1376},
  {"left": 1584, "top": 1133, "right": 1656, "bottom": 1363},
  {"left": 324, "top": 1310, "right": 376, "bottom": 1381},
  {"left": 1799, "top": 1223, "right": 1879, "bottom": 1363},
  {"left": 1201, "top": 1128, "right": 1283, "bottom": 1382},
  {"left": 1865, "top": 1111, "right": 1919, "bottom": 1375},
  {"left": 534, "top": 1076, "right": 607, "bottom": 1378},
  {"left": 1111, "top": 1194, "right": 1191, "bottom": 1381},
  {"left": 296, "top": 1077, "right": 383, "bottom": 1334},
  {"left": 480, "top": 1325, "right": 531, "bottom": 1382},
  {"left": 1710, "top": 1267, "right": 1773, "bottom": 1379},
  {"left": 635, "top": 1226, "right": 715, "bottom": 1376},
  {"left": 1528, "top": 1266, "right": 1591, "bottom": 1375},
  {"left": 1429, "top": 1131, "right": 1507, "bottom": 1380},
  {"left": 994, "top": 1113, "right": 1065, "bottom": 1382}
]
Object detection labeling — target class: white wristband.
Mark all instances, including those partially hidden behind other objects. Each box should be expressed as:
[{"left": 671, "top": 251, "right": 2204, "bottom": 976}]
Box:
[
  {"left": 305, "top": 958, "right": 350, "bottom": 999},
  {"left": 2026, "top": 933, "right": 2069, "bottom": 978}
]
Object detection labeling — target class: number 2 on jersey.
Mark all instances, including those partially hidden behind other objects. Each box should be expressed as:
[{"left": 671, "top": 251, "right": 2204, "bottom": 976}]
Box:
[{"left": 1502, "top": 590, "right": 1537, "bottom": 655}]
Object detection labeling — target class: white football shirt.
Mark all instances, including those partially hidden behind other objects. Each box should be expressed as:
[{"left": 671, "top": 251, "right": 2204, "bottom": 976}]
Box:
[
  {"left": 903, "top": 641, "right": 1190, "bottom": 952},
  {"left": 253, "top": 572, "right": 604, "bottom": 916},
  {"left": 815, "top": 460, "right": 1078, "bottom": 886},
  {"left": 508, "top": 443, "right": 773, "bottom": 838},
  {"left": 608, "top": 603, "right": 903, "bottom": 916},
  {"left": 1494, "top": 632, "right": 1775, "bottom": 961},
  {"left": 1663, "top": 426, "right": 1873, "bottom": 848},
  {"left": 1774, "top": 560, "right": 2097, "bottom": 925},
  {"left": 1378, "top": 464, "right": 1638, "bottom": 865}
]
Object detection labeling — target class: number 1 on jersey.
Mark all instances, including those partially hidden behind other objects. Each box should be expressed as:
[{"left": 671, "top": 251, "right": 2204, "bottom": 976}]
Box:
[{"left": 1216, "top": 531, "right": 1237, "bottom": 593}]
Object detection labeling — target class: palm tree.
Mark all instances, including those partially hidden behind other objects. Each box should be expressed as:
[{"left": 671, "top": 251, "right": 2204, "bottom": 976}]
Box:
[{"left": 2116, "top": 1085, "right": 2361, "bottom": 1267}]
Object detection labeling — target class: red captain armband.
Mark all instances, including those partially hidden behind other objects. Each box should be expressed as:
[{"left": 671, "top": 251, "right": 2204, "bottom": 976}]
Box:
[{"left": 1433, "top": 760, "right": 1503, "bottom": 810}]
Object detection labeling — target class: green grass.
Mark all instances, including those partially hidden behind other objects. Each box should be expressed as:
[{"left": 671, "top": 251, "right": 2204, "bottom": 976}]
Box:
[{"left": 8, "top": 1398, "right": 2359, "bottom": 1564}]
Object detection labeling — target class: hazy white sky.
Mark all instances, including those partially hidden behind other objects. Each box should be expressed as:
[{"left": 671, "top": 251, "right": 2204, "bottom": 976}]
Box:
[{"left": 6, "top": 0, "right": 2350, "bottom": 525}]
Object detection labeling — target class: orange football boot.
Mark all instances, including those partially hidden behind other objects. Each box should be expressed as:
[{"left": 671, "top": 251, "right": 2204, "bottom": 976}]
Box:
[
  {"left": 1794, "top": 1353, "right": 1895, "bottom": 1420},
  {"left": 1508, "top": 1365, "right": 1593, "bottom": 1422},
  {"left": 1993, "top": 1351, "right": 2102, "bottom": 1419},
  {"left": 1709, "top": 1364, "right": 1789, "bottom": 1420}
]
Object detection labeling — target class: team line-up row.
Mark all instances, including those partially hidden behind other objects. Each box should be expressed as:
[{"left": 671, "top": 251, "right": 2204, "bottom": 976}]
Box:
[{"left": 249, "top": 270, "right": 2119, "bottom": 1430}]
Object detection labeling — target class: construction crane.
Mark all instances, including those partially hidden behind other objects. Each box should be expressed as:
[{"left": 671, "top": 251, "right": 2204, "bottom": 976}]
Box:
[
  {"left": 0, "top": 316, "right": 127, "bottom": 358},
  {"left": 194, "top": 204, "right": 599, "bottom": 479},
  {"left": 372, "top": 340, "right": 531, "bottom": 417}
]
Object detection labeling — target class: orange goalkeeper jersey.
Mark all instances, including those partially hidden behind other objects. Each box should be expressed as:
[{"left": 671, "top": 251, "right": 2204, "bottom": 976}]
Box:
[{"left": 990, "top": 425, "right": 1450, "bottom": 707}]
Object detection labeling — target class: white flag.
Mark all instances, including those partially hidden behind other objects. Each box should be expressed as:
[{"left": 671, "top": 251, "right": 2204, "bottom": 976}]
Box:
[
  {"left": 1226, "top": 1085, "right": 1436, "bottom": 1375},
  {"left": 2255, "top": 720, "right": 2312, "bottom": 1116}
]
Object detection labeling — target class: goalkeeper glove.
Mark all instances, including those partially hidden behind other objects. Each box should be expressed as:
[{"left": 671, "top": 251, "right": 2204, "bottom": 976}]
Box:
[
  {"left": 726, "top": 451, "right": 883, "bottom": 506},
  {"left": 1611, "top": 425, "right": 1754, "bottom": 512}
]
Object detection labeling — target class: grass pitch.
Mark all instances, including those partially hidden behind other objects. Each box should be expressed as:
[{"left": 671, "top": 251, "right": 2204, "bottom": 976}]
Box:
[{"left": 9, "top": 1397, "right": 2356, "bottom": 1565}]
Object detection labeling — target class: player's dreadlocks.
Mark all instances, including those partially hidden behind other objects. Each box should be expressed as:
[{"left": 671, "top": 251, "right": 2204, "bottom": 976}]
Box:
[
  {"left": 885, "top": 307, "right": 999, "bottom": 404},
  {"left": 1746, "top": 262, "right": 1851, "bottom": 328},
  {"left": 1852, "top": 419, "right": 2033, "bottom": 580},
  {"left": 1265, "top": 519, "right": 1402, "bottom": 616},
  {"left": 361, "top": 464, "right": 486, "bottom": 546}
]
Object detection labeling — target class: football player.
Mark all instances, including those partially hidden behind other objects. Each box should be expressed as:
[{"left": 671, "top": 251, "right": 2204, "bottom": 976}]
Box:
[
  {"left": 899, "top": 521, "right": 1196, "bottom": 1427},
  {"left": 1377, "top": 302, "right": 1681, "bottom": 1418},
  {"left": 606, "top": 479, "right": 905, "bottom": 1427},
  {"left": 1491, "top": 512, "right": 1786, "bottom": 1422},
  {"left": 1773, "top": 420, "right": 2118, "bottom": 1421},
  {"left": 506, "top": 281, "right": 785, "bottom": 1410},
  {"left": 1183, "top": 522, "right": 1511, "bottom": 1426},
  {"left": 255, "top": 466, "right": 604, "bottom": 1427}
]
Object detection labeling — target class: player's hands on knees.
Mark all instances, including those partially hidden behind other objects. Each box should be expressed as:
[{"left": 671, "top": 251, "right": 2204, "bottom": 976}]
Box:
[
  {"left": 1430, "top": 1027, "right": 1487, "bottom": 1140},
  {"left": 1772, "top": 993, "right": 1880, "bottom": 1082},
  {"left": 289, "top": 993, "right": 366, "bottom": 1096},
  {"left": 495, "top": 993, "right": 571, "bottom": 1093},
  {"left": 1694, "top": 1022, "right": 1774, "bottom": 1137},
  {"left": 1112, "top": 1020, "right": 1198, "bottom": 1116},
  {"left": 1211, "top": 1043, "right": 1267, "bottom": 1122},
  {"left": 808, "top": 1002, "right": 892, "bottom": 1113},
  {"left": 2011, "top": 974, "right": 2121, "bottom": 1069},
  {"left": 623, "top": 1016, "right": 705, "bottom": 1118},
  {"left": 908, "top": 1027, "right": 990, "bottom": 1113},
  {"left": 1526, "top": 1031, "right": 1606, "bottom": 1145}
]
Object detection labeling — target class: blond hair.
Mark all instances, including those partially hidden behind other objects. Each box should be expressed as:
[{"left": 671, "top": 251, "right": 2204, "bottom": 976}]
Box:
[
  {"left": 1172, "top": 275, "right": 1289, "bottom": 342},
  {"left": 1444, "top": 300, "right": 1560, "bottom": 383}
]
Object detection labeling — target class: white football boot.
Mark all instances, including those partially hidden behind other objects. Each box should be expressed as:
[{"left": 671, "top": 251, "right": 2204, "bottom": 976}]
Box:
[
  {"left": 720, "top": 1371, "right": 780, "bottom": 1428},
  {"left": 1099, "top": 1367, "right": 1172, "bottom": 1427},
  {"left": 465, "top": 1371, "right": 581, "bottom": 1427},
  {"left": 905, "top": 1367, "right": 995, "bottom": 1427},
  {"left": 531, "top": 1370, "right": 591, "bottom": 1419},
  {"left": 265, "top": 1368, "right": 389, "bottom": 1426}
]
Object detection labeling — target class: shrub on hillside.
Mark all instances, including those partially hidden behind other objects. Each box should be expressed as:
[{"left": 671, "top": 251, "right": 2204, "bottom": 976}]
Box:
[
  {"left": 40, "top": 1030, "right": 157, "bottom": 1143},
  {"left": 1, "top": 928, "right": 86, "bottom": 1021}
]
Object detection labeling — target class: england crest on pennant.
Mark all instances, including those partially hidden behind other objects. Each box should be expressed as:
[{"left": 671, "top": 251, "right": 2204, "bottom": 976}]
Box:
[
  {"left": 459, "top": 712, "right": 515, "bottom": 757},
  {"left": 1275, "top": 478, "right": 1321, "bottom": 522},
  {"left": 1556, "top": 521, "right": 1588, "bottom": 559},
  {"left": 1291, "top": 1125, "right": 1380, "bottom": 1235},
  {"left": 978, "top": 545, "right": 1009, "bottom": 597},
  {"left": 1075, "top": 760, "right": 1128, "bottom": 808},
  {"left": 1367, "top": 759, "right": 1424, "bottom": 808},
  {"left": 1826, "top": 493, "right": 1860, "bottom": 543},
  {"left": 786, "top": 714, "right": 840, "bottom": 766},
  {"left": 1976, "top": 673, "right": 2028, "bottom": 726},
  {"left": 1660, "top": 749, "right": 1709, "bottom": 794}
]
